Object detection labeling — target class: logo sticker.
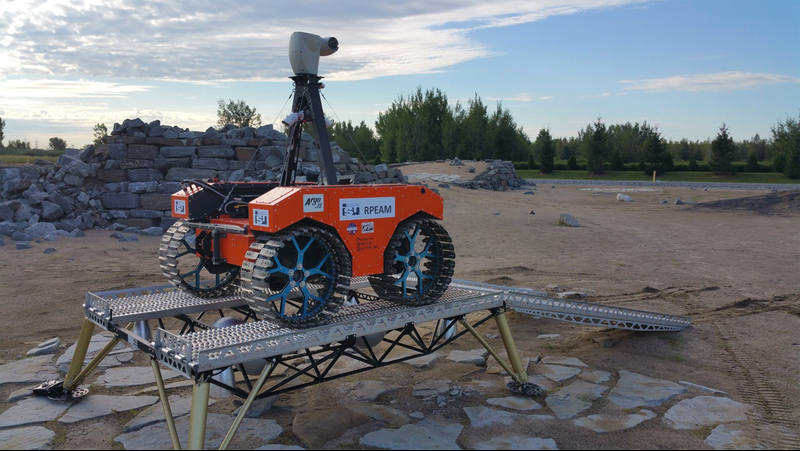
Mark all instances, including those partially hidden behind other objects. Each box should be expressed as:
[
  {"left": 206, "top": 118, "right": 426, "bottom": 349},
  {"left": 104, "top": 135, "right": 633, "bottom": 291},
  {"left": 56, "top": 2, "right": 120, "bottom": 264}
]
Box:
[
  {"left": 303, "top": 194, "right": 324, "bottom": 213},
  {"left": 347, "top": 223, "right": 357, "bottom": 235},
  {"left": 173, "top": 199, "right": 186, "bottom": 215},
  {"left": 340, "top": 197, "right": 395, "bottom": 221},
  {"left": 253, "top": 209, "right": 269, "bottom": 227},
  {"left": 362, "top": 222, "right": 374, "bottom": 234}
]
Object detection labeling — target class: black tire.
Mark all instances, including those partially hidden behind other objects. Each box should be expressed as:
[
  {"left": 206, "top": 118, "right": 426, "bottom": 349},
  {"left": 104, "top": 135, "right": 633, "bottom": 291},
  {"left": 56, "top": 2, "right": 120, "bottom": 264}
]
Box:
[
  {"left": 240, "top": 226, "right": 351, "bottom": 327},
  {"left": 159, "top": 219, "right": 241, "bottom": 297},
  {"left": 369, "top": 219, "right": 455, "bottom": 306}
]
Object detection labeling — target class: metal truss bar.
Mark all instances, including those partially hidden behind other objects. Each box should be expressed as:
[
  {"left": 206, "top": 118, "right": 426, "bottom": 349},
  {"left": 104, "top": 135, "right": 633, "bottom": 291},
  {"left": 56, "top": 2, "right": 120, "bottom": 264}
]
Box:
[
  {"left": 219, "top": 360, "right": 276, "bottom": 451},
  {"left": 151, "top": 359, "right": 181, "bottom": 450}
]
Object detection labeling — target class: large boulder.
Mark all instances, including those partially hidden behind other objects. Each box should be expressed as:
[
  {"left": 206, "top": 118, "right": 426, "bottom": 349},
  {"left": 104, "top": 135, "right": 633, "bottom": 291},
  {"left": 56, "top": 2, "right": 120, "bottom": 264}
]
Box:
[
  {"left": 25, "top": 222, "right": 58, "bottom": 240},
  {"left": 197, "top": 145, "right": 234, "bottom": 159},
  {"left": 100, "top": 193, "right": 141, "bottom": 209},
  {"left": 41, "top": 201, "right": 65, "bottom": 220}
]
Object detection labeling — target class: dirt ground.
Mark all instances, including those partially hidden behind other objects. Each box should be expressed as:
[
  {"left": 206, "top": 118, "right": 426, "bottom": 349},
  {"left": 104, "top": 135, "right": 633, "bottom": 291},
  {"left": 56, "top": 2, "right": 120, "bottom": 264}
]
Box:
[{"left": 0, "top": 162, "right": 798, "bottom": 449}]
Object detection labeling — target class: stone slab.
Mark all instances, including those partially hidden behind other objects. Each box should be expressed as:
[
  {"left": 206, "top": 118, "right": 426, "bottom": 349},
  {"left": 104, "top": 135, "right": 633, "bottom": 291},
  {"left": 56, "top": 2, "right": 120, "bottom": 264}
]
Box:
[
  {"left": 115, "top": 413, "right": 282, "bottom": 450},
  {"left": 55, "top": 333, "right": 129, "bottom": 372},
  {"left": 0, "top": 397, "right": 73, "bottom": 429},
  {"left": 486, "top": 396, "right": 542, "bottom": 411},
  {"left": 26, "top": 338, "right": 60, "bottom": 357},
  {"left": 59, "top": 394, "right": 158, "bottom": 423},
  {"left": 7, "top": 386, "right": 34, "bottom": 403},
  {"left": 704, "top": 423, "right": 763, "bottom": 450},
  {"left": 0, "top": 355, "right": 58, "bottom": 385},
  {"left": 539, "top": 364, "right": 582, "bottom": 382},
  {"left": 359, "top": 420, "right": 462, "bottom": 450},
  {"left": 447, "top": 349, "right": 488, "bottom": 366},
  {"left": 473, "top": 436, "right": 558, "bottom": 450},
  {"left": 123, "top": 395, "right": 215, "bottom": 432},
  {"left": 413, "top": 379, "right": 451, "bottom": 398},
  {"left": 463, "top": 405, "right": 522, "bottom": 428},
  {"left": 486, "top": 354, "right": 530, "bottom": 375},
  {"left": 608, "top": 370, "right": 687, "bottom": 409},
  {"left": 573, "top": 409, "right": 656, "bottom": 433},
  {"left": 96, "top": 366, "right": 182, "bottom": 388},
  {"left": 0, "top": 426, "right": 56, "bottom": 450},
  {"left": 338, "top": 380, "right": 402, "bottom": 402},
  {"left": 402, "top": 351, "right": 446, "bottom": 368},
  {"left": 664, "top": 396, "right": 752, "bottom": 430},
  {"left": 345, "top": 402, "right": 410, "bottom": 427},
  {"left": 545, "top": 380, "right": 609, "bottom": 419},
  {"left": 679, "top": 381, "right": 729, "bottom": 396},
  {"left": 579, "top": 370, "right": 612, "bottom": 384},
  {"left": 541, "top": 356, "right": 587, "bottom": 367}
]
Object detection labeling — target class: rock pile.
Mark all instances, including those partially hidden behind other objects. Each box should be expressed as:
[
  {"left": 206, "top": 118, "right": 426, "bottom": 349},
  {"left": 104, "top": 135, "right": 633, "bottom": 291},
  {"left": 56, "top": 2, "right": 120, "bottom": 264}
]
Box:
[
  {"left": 455, "top": 160, "right": 529, "bottom": 191},
  {"left": 0, "top": 118, "right": 406, "bottom": 244}
]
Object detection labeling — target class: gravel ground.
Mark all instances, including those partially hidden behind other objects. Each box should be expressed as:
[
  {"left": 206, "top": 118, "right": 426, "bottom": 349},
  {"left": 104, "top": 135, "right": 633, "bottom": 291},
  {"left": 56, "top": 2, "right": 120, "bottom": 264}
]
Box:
[{"left": 525, "top": 179, "right": 800, "bottom": 191}]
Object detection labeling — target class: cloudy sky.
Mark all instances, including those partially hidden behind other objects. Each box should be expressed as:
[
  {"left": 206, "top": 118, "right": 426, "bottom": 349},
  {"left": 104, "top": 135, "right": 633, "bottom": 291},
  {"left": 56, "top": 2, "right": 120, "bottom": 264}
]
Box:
[{"left": 0, "top": 0, "right": 798, "bottom": 148}]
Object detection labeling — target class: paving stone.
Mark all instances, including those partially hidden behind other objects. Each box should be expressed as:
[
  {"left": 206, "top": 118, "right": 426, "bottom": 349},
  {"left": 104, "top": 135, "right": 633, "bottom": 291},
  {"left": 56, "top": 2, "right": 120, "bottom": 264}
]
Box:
[
  {"left": 573, "top": 409, "right": 656, "bottom": 433},
  {"left": 545, "top": 380, "right": 609, "bottom": 419},
  {"left": 536, "top": 334, "right": 560, "bottom": 340},
  {"left": 485, "top": 353, "right": 530, "bottom": 375},
  {"left": 130, "top": 379, "right": 195, "bottom": 395},
  {"left": 472, "top": 436, "right": 558, "bottom": 450},
  {"left": 0, "top": 397, "right": 74, "bottom": 428},
  {"left": 539, "top": 364, "right": 582, "bottom": 382},
  {"left": 26, "top": 338, "right": 60, "bottom": 357},
  {"left": 409, "top": 412, "right": 424, "bottom": 420},
  {"left": 115, "top": 413, "right": 282, "bottom": 450},
  {"left": 486, "top": 396, "right": 542, "bottom": 411},
  {"left": 7, "top": 386, "right": 35, "bottom": 403},
  {"left": 541, "top": 356, "right": 587, "bottom": 367},
  {"left": 59, "top": 394, "right": 158, "bottom": 423},
  {"left": 230, "top": 395, "right": 278, "bottom": 418},
  {"left": 402, "top": 351, "right": 446, "bottom": 368},
  {"left": 124, "top": 395, "right": 216, "bottom": 432},
  {"left": 413, "top": 379, "right": 451, "bottom": 398},
  {"left": 463, "top": 405, "right": 522, "bottom": 428},
  {"left": 96, "top": 366, "right": 182, "bottom": 388},
  {"left": 345, "top": 402, "right": 410, "bottom": 427},
  {"left": 579, "top": 370, "right": 612, "bottom": 384},
  {"left": 0, "top": 426, "right": 56, "bottom": 450},
  {"left": 447, "top": 349, "right": 488, "bottom": 366},
  {"left": 359, "top": 420, "right": 462, "bottom": 450},
  {"left": 338, "top": 380, "right": 402, "bottom": 402},
  {"left": 56, "top": 333, "right": 130, "bottom": 372},
  {"left": 293, "top": 407, "right": 372, "bottom": 449},
  {"left": 679, "top": 381, "right": 729, "bottom": 395},
  {"left": 0, "top": 355, "right": 58, "bottom": 385},
  {"left": 663, "top": 396, "right": 753, "bottom": 430},
  {"left": 608, "top": 370, "right": 687, "bottom": 409},
  {"left": 704, "top": 423, "right": 763, "bottom": 450}
]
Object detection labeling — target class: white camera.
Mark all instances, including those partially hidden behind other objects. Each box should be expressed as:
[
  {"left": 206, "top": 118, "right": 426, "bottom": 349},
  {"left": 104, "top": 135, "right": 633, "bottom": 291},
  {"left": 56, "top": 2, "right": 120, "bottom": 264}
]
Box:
[
  {"left": 289, "top": 32, "right": 338, "bottom": 76},
  {"left": 282, "top": 112, "right": 304, "bottom": 127}
]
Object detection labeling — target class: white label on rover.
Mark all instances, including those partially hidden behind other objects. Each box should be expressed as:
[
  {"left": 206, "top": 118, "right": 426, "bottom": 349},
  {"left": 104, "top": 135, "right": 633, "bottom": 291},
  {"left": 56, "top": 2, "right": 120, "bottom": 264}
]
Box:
[
  {"left": 253, "top": 209, "right": 269, "bottom": 227},
  {"left": 173, "top": 199, "right": 186, "bottom": 215},
  {"left": 339, "top": 197, "right": 395, "bottom": 220},
  {"left": 303, "top": 194, "right": 324, "bottom": 212}
]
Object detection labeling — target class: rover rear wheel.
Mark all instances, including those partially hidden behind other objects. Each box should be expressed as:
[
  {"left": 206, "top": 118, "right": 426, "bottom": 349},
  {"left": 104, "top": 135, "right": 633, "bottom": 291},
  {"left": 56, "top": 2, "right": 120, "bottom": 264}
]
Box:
[{"left": 241, "top": 226, "right": 351, "bottom": 327}]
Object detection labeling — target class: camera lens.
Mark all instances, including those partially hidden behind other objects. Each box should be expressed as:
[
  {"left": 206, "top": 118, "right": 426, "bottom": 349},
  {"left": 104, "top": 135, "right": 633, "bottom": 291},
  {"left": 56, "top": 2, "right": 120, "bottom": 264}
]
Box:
[{"left": 327, "top": 37, "right": 339, "bottom": 51}]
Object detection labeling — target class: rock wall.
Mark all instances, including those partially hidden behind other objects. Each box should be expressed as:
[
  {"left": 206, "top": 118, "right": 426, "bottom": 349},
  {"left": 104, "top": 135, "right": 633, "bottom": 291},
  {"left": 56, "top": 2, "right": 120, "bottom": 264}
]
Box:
[
  {"left": 0, "top": 118, "right": 406, "bottom": 244},
  {"left": 455, "top": 160, "right": 529, "bottom": 191}
]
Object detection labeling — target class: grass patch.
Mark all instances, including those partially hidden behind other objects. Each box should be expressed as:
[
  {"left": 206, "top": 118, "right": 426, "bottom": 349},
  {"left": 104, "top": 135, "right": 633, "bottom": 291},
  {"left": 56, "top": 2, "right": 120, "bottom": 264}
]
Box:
[
  {"left": 668, "top": 354, "right": 686, "bottom": 363},
  {"left": 0, "top": 155, "right": 59, "bottom": 164},
  {"left": 517, "top": 170, "right": 800, "bottom": 184}
]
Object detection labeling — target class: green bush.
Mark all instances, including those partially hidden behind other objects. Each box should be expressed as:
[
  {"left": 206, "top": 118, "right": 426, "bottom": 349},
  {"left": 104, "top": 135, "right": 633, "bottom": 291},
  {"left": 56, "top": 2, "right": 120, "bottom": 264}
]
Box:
[{"left": 513, "top": 161, "right": 529, "bottom": 170}]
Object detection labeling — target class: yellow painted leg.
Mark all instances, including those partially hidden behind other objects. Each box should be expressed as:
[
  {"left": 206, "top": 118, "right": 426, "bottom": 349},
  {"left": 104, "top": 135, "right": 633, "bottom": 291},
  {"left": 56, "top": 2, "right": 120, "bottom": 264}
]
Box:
[
  {"left": 459, "top": 318, "right": 516, "bottom": 377},
  {"left": 219, "top": 360, "right": 275, "bottom": 450},
  {"left": 63, "top": 319, "right": 95, "bottom": 390},
  {"left": 188, "top": 379, "right": 210, "bottom": 450},
  {"left": 152, "top": 360, "right": 181, "bottom": 450},
  {"left": 494, "top": 312, "right": 528, "bottom": 384}
]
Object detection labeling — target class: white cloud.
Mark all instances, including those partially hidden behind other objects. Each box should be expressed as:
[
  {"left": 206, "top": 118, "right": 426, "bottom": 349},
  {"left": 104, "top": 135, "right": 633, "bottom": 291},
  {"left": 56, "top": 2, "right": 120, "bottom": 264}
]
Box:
[
  {"left": 0, "top": 0, "right": 645, "bottom": 82},
  {"left": 0, "top": 79, "right": 152, "bottom": 98},
  {"left": 620, "top": 71, "right": 800, "bottom": 92},
  {"left": 487, "top": 93, "right": 532, "bottom": 102},
  {"left": 538, "top": 96, "right": 554, "bottom": 100}
]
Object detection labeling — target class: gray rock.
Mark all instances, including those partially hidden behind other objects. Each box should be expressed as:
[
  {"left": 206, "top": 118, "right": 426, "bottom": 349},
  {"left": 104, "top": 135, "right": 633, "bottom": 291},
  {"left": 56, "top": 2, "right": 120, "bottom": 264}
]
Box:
[
  {"left": 486, "top": 396, "right": 542, "bottom": 411},
  {"left": 579, "top": 370, "right": 612, "bottom": 384},
  {"left": 0, "top": 426, "right": 56, "bottom": 450},
  {"left": 40, "top": 201, "right": 64, "bottom": 220},
  {"left": 678, "top": 381, "right": 729, "bottom": 395},
  {"left": 12, "top": 231, "right": 33, "bottom": 242},
  {"left": 129, "top": 209, "right": 163, "bottom": 219},
  {"left": 537, "top": 334, "right": 560, "bottom": 340},
  {"left": 198, "top": 145, "right": 235, "bottom": 158},
  {"left": 704, "top": 423, "right": 762, "bottom": 450},
  {"left": 473, "top": 436, "right": 558, "bottom": 450},
  {"left": 139, "top": 227, "right": 165, "bottom": 236},
  {"left": 0, "top": 397, "right": 73, "bottom": 428},
  {"left": 338, "top": 380, "right": 402, "bottom": 402},
  {"left": 56, "top": 333, "right": 129, "bottom": 372},
  {"left": 24, "top": 222, "right": 56, "bottom": 240},
  {"left": 15, "top": 241, "right": 33, "bottom": 250},
  {"left": 63, "top": 173, "right": 84, "bottom": 187},
  {"left": 7, "top": 386, "right": 35, "bottom": 403},
  {"left": 409, "top": 412, "right": 424, "bottom": 420},
  {"left": 119, "top": 235, "right": 140, "bottom": 242},
  {"left": 675, "top": 198, "right": 684, "bottom": 205},
  {"left": 0, "top": 221, "right": 19, "bottom": 237},
  {"left": 412, "top": 380, "right": 451, "bottom": 398},
  {"left": 127, "top": 144, "right": 159, "bottom": 160},
  {"left": 541, "top": 356, "right": 587, "bottom": 367},
  {"left": 539, "top": 364, "right": 582, "bottom": 382},
  {"left": 231, "top": 395, "right": 277, "bottom": 418},
  {"left": 26, "top": 337, "right": 60, "bottom": 356},
  {"left": 165, "top": 167, "right": 218, "bottom": 181},
  {"left": 193, "top": 158, "right": 229, "bottom": 170},
  {"left": 558, "top": 214, "right": 580, "bottom": 227},
  {"left": 115, "top": 413, "right": 282, "bottom": 450},
  {"left": 123, "top": 395, "right": 215, "bottom": 432},
  {"left": 0, "top": 355, "right": 58, "bottom": 385},
  {"left": 59, "top": 394, "right": 159, "bottom": 423},
  {"left": 360, "top": 420, "right": 462, "bottom": 450},
  {"left": 96, "top": 366, "right": 181, "bottom": 388},
  {"left": 608, "top": 370, "right": 686, "bottom": 409},
  {"left": 128, "top": 168, "right": 164, "bottom": 182},
  {"left": 0, "top": 235, "right": 4, "bottom": 246},
  {"left": 663, "top": 396, "right": 752, "bottom": 430},
  {"left": 545, "top": 380, "right": 608, "bottom": 419},
  {"left": 345, "top": 402, "right": 410, "bottom": 427},
  {"left": 100, "top": 192, "right": 141, "bottom": 209},
  {"left": 127, "top": 181, "right": 157, "bottom": 194},
  {"left": 463, "top": 405, "right": 522, "bottom": 428},
  {"left": 446, "top": 348, "right": 488, "bottom": 366},
  {"left": 573, "top": 409, "right": 656, "bottom": 433},
  {"left": 402, "top": 351, "right": 446, "bottom": 368},
  {"left": 616, "top": 193, "right": 633, "bottom": 202}
]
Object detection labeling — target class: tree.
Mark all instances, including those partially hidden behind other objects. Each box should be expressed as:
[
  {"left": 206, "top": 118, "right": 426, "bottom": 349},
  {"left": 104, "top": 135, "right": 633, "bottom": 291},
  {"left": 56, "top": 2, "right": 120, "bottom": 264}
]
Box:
[
  {"left": 641, "top": 128, "right": 668, "bottom": 175},
  {"left": 93, "top": 123, "right": 107, "bottom": 148},
  {"left": 49, "top": 137, "right": 67, "bottom": 151},
  {"left": 771, "top": 114, "right": 800, "bottom": 179},
  {"left": 8, "top": 139, "right": 31, "bottom": 149},
  {"left": 710, "top": 124, "right": 735, "bottom": 175},
  {"left": 534, "top": 128, "right": 556, "bottom": 173},
  {"left": 0, "top": 116, "right": 5, "bottom": 147},
  {"left": 217, "top": 99, "right": 262, "bottom": 128},
  {"left": 584, "top": 118, "right": 610, "bottom": 174}
]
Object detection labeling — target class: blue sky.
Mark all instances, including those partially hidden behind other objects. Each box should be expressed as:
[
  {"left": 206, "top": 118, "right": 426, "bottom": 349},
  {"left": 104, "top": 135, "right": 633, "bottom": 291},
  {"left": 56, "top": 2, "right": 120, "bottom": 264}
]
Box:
[{"left": 0, "top": 0, "right": 798, "bottom": 149}]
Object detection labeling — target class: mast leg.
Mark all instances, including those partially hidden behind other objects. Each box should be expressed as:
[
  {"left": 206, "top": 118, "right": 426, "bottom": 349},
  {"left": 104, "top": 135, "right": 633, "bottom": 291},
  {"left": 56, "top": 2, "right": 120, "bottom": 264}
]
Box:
[
  {"left": 152, "top": 359, "right": 182, "bottom": 450},
  {"left": 188, "top": 379, "right": 210, "bottom": 450}
]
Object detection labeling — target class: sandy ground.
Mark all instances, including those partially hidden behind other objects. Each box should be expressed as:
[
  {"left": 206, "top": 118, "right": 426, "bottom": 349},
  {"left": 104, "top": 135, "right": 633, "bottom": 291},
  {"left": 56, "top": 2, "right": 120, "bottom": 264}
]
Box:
[{"left": 0, "top": 162, "right": 798, "bottom": 449}]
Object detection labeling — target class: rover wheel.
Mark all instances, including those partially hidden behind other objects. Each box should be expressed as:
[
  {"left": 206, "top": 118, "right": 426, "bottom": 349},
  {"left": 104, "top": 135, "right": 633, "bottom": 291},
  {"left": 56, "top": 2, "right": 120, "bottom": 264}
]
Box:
[
  {"left": 159, "top": 219, "right": 241, "bottom": 297},
  {"left": 369, "top": 219, "right": 455, "bottom": 306},
  {"left": 241, "top": 226, "right": 351, "bottom": 327}
]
